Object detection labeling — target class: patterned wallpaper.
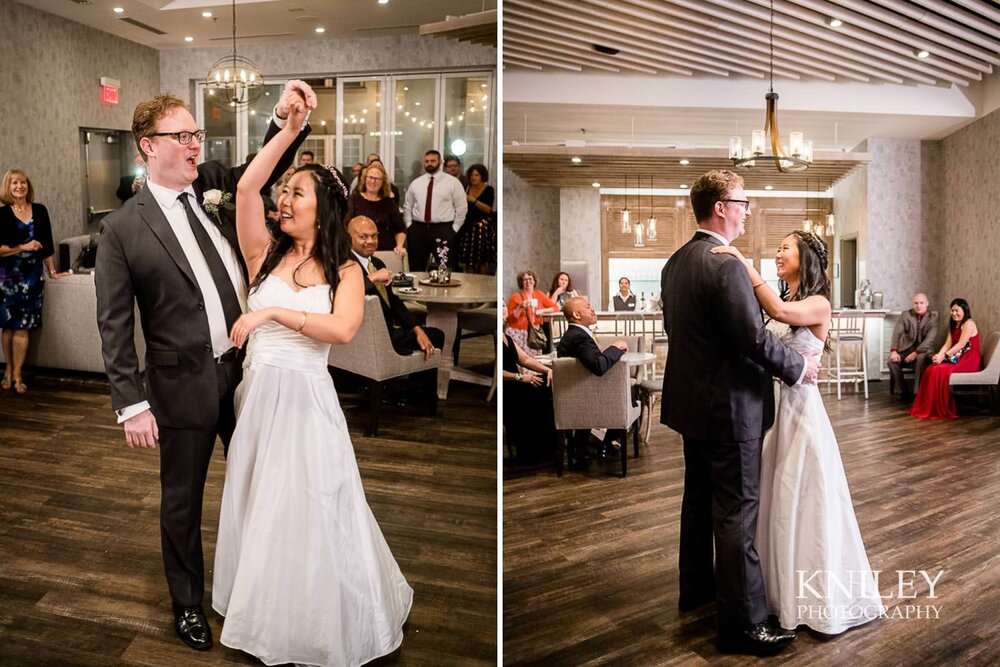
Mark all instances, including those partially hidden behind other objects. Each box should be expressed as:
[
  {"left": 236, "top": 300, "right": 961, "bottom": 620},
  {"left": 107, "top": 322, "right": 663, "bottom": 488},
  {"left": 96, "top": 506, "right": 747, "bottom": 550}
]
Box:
[
  {"left": 159, "top": 35, "right": 497, "bottom": 106},
  {"left": 939, "top": 107, "right": 1000, "bottom": 334},
  {"left": 865, "top": 138, "right": 937, "bottom": 312},
  {"left": 501, "top": 168, "right": 559, "bottom": 298},
  {"left": 559, "top": 188, "right": 602, "bottom": 303},
  {"left": 0, "top": 0, "right": 160, "bottom": 252}
]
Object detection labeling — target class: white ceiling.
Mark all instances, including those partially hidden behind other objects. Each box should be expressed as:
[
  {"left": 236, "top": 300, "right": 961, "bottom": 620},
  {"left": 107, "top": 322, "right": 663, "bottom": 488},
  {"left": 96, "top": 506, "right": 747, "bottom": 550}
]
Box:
[
  {"left": 14, "top": 0, "right": 496, "bottom": 49},
  {"left": 503, "top": 0, "right": 1000, "bottom": 87}
]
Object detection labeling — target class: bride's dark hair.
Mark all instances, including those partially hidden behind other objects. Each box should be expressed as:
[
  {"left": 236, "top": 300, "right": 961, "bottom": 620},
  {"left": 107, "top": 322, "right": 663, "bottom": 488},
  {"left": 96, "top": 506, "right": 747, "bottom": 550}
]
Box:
[
  {"left": 249, "top": 164, "right": 354, "bottom": 298},
  {"left": 779, "top": 230, "right": 831, "bottom": 303}
]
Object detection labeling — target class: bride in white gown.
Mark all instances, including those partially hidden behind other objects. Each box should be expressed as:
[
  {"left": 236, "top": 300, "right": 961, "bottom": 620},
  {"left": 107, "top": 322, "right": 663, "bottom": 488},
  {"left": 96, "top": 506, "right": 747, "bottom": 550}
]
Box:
[
  {"left": 212, "top": 95, "right": 412, "bottom": 665},
  {"left": 713, "top": 231, "right": 883, "bottom": 635}
]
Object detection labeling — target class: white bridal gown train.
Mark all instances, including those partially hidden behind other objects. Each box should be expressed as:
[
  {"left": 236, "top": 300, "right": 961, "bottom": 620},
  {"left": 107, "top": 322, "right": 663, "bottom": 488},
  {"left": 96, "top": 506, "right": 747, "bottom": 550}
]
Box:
[
  {"left": 757, "top": 326, "right": 884, "bottom": 634},
  {"left": 213, "top": 275, "right": 412, "bottom": 666}
]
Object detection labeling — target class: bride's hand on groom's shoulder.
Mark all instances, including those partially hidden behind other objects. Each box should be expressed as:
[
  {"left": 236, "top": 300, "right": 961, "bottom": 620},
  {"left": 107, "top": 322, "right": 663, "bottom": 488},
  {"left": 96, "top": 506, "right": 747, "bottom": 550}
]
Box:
[{"left": 710, "top": 245, "right": 745, "bottom": 261}]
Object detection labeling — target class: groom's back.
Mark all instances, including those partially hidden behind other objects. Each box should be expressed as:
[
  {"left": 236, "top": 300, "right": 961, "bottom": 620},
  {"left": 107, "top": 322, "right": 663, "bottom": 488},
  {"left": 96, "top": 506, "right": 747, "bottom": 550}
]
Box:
[{"left": 660, "top": 233, "right": 773, "bottom": 442}]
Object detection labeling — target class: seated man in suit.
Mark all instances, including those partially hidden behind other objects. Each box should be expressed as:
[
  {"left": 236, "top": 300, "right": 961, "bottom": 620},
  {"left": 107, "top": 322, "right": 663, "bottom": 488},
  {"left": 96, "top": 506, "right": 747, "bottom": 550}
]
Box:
[
  {"left": 888, "top": 292, "right": 938, "bottom": 401},
  {"left": 557, "top": 296, "right": 632, "bottom": 459},
  {"left": 347, "top": 215, "right": 444, "bottom": 358}
]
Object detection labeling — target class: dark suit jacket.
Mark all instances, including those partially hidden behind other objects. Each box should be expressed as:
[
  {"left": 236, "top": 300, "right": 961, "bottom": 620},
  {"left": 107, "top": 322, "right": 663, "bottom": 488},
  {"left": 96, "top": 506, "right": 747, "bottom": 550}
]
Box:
[
  {"left": 95, "top": 121, "right": 309, "bottom": 428},
  {"left": 556, "top": 325, "right": 624, "bottom": 376},
  {"left": 356, "top": 253, "right": 417, "bottom": 334},
  {"left": 660, "top": 231, "right": 804, "bottom": 442}
]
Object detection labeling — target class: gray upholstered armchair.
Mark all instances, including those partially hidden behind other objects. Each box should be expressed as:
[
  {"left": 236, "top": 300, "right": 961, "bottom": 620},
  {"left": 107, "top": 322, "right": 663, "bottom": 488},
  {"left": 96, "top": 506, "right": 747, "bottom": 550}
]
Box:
[
  {"left": 327, "top": 295, "right": 440, "bottom": 436},
  {"left": 551, "top": 357, "right": 641, "bottom": 478}
]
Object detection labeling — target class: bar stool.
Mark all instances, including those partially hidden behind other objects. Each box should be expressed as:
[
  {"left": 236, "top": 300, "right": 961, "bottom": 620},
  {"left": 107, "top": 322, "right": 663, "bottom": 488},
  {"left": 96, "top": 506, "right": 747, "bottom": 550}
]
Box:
[{"left": 827, "top": 314, "right": 868, "bottom": 399}]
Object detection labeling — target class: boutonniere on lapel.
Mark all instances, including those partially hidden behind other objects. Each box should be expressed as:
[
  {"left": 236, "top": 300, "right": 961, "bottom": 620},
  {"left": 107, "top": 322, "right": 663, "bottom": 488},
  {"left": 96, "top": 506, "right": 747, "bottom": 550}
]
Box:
[{"left": 202, "top": 189, "right": 234, "bottom": 226}]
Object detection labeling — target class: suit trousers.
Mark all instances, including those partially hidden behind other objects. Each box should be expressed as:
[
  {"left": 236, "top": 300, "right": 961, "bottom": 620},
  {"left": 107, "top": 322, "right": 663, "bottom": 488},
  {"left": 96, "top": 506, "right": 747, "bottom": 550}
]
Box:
[
  {"left": 681, "top": 436, "right": 767, "bottom": 631},
  {"left": 389, "top": 325, "right": 445, "bottom": 356},
  {"left": 887, "top": 347, "right": 932, "bottom": 396},
  {"left": 407, "top": 222, "right": 455, "bottom": 271},
  {"left": 157, "top": 357, "right": 241, "bottom": 608}
]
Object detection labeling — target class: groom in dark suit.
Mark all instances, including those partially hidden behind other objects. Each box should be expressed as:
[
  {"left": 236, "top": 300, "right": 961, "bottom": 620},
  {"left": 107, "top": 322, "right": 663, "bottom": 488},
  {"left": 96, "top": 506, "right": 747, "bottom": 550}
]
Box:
[
  {"left": 661, "top": 170, "right": 818, "bottom": 656},
  {"left": 96, "top": 83, "right": 312, "bottom": 651}
]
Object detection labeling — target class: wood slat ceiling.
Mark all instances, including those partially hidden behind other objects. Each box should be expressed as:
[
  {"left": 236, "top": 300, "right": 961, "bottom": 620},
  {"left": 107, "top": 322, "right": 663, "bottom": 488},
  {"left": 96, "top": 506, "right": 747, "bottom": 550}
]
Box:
[
  {"left": 419, "top": 10, "right": 498, "bottom": 46},
  {"left": 504, "top": 146, "right": 871, "bottom": 191},
  {"left": 503, "top": 0, "right": 999, "bottom": 87}
]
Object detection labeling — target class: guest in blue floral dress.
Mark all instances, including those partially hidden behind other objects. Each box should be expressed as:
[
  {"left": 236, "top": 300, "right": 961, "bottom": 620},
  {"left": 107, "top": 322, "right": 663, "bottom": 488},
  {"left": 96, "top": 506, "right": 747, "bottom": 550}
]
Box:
[{"left": 0, "top": 169, "right": 66, "bottom": 394}]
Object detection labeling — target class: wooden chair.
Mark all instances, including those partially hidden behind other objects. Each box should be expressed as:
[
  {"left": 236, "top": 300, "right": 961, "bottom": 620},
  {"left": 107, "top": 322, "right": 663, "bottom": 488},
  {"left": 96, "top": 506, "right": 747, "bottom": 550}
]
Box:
[
  {"left": 327, "top": 296, "right": 440, "bottom": 436},
  {"left": 551, "top": 358, "right": 641, "bottom": 478}
]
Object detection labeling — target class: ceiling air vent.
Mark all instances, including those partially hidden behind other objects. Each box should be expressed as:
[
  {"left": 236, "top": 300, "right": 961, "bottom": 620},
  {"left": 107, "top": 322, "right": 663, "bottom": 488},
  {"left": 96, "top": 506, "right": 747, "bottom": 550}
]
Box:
[
  {"left": 117, "top": 18, "right": 167, "bottom": 36},
  {"left": 592, "top": 44, "right": 620, "bottom": 56}
]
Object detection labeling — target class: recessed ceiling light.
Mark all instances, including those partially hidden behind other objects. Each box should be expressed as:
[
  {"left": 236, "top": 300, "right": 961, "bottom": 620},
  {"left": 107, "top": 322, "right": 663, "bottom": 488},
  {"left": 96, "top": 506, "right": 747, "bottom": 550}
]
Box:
[
  {"left": 184, "top": 36, "right": 193, "bottom": 42},
  {"left": 113, "top": 7, "right": 124, "bottom": 13},
  {"left": 915, "top": 49, "right": 930, "bottom": 59},
  {"left": 679, "top": 184, "right": 688, "bottom": 189},
  {"left": 378, "top": 0, "right": 389, "bottom": 4},
  {"left": 828, "top": 17, "right": 843, "bottom": 28},
  {"left": 592, "top": 182, "right": 601, "bottom": 188},
  {"left": 202, "top": 11, "right": 212, "bottom": 18},
  {"left": 315, "top": 27, "right": 326, "bottom": 34},
  {"left": 679, "top": 159, "right": 690, "bottom": 165},
  {"left": 764, "top": 185, "right": 774, "bottom": 190},
  {"left": 571, "top": 157, "right": 582, "bottom": 163},
  {"left": 320, "top": 120, "right": 327, "bottom": 126}
]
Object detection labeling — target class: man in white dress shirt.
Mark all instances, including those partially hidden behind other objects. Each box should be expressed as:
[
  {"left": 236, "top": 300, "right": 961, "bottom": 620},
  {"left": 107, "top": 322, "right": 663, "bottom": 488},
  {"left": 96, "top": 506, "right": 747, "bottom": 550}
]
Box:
[
  {"left": 403, "top": 149, "right": 467, "bottom": 271},
  {"left": 95, "top": 82, "right": 313, "bottom": 652}
]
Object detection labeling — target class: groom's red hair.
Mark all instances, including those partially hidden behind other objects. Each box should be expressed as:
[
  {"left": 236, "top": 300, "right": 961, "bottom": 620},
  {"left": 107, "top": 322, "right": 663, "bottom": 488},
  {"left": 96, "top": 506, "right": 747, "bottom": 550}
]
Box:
[{"left": 690, "top": 170, "right": 744, "bottom": 223}]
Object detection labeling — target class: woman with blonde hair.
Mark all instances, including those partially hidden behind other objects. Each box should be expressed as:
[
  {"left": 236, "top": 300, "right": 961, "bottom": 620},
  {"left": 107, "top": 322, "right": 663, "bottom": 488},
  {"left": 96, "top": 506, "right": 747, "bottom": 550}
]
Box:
[
  {"left": 0, "top": 169, "right": 68, "bottom": 393},
  {"left": 345, "top": 161, "right": 406, "bottom": 256}
]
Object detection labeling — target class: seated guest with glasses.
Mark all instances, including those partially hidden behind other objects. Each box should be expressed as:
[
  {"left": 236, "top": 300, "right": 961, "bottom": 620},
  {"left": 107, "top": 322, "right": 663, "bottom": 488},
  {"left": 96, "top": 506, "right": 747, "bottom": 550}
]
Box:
[{"left": 345, "top": 162, "right": 405, "bottom": 257}]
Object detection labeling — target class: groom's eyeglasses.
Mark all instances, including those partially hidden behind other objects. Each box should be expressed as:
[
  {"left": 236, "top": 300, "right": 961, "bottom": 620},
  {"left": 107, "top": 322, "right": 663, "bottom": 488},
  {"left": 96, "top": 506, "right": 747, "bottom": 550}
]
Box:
[
  {"left": 150, "top": 130, "right": 207, "bottom": 145},
  {"left": 720, "top": 198, "right": 751, "bottom": 211}
]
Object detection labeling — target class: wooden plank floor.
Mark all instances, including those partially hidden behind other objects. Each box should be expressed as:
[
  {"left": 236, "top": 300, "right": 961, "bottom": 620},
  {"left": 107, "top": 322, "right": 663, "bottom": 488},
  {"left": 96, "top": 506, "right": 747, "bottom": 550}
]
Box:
[
  {"left": 503, "top": 387, "right": 1000, "bottom": 666},
  {"left": 0, "top": 339, "right": 496, "bottom": 666}
]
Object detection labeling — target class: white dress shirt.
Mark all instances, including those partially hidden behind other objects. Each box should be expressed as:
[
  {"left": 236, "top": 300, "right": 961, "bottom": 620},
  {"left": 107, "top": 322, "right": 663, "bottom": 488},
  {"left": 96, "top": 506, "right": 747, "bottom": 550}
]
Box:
[
  {"left": 568, "top": 322, "right": 596, "bottom": 339},
  {"left": 697, "top": 228, "right": 730, "bottom": 246},
  {"left": 117, "top": 179, "right": 248, "bottom": 423},
  {"left": 402, "top": 170, "right": 468, "bottom": 232}
]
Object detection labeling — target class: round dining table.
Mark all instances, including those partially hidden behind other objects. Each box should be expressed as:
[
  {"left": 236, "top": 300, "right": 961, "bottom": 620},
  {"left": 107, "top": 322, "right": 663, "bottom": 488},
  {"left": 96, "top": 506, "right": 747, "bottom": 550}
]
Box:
[{"left": 396, "top": 272, "right": 497, "bottom": 399}]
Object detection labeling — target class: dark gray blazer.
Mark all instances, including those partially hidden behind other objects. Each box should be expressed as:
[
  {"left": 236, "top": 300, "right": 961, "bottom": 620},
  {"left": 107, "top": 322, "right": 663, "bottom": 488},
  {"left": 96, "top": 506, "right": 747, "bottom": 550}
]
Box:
[
  {"left": 660, "top": 231, "right": 804, "bottom": 442},
  {"left": 95, "top": 121, "right": 308, "bottom": 428},
  {"left": 556, "top": 325, "right": 624, "bottom": 376}
]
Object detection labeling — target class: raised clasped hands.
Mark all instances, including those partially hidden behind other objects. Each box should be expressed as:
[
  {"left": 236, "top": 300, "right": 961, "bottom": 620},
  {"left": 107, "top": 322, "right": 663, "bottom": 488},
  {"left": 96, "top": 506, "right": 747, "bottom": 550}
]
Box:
[{"left": 230, "top": 309, "right": 273, "bottom": 348}]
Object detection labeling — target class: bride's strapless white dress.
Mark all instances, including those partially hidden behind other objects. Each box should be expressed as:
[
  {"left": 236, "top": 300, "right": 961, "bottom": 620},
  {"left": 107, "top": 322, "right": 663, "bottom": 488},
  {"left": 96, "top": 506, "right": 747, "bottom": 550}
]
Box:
[
  {"left": 757, "top": 326, "right": 883, "bottom": 634},
  {"left": 212, "top": 275, "right": 412, "bottom": 667}
]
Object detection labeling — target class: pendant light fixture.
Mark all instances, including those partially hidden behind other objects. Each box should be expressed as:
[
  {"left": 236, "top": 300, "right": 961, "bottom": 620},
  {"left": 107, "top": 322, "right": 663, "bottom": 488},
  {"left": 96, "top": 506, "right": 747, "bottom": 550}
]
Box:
[
  {"left": 646, "top": 175, "right": 658, "bottom": 241},
  {"left": 206, "top": 0, "right": 265, "bottom": 109},
  {"left": 620, "top": 174, "right": 632, "bottom": 234}
]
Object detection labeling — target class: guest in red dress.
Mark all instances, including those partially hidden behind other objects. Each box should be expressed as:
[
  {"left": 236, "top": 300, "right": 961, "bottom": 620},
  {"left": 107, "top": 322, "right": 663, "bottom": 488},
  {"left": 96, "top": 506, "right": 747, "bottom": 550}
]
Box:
[{"left": 909, "top": 298, "right": 980, "bottom": 420}]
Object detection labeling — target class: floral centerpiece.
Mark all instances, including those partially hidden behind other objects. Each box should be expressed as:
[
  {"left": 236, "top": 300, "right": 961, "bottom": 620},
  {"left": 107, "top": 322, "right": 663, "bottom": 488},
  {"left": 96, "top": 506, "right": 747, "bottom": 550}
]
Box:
[{"left": 431, "top": 240, "right": 452, "bottom": 283}]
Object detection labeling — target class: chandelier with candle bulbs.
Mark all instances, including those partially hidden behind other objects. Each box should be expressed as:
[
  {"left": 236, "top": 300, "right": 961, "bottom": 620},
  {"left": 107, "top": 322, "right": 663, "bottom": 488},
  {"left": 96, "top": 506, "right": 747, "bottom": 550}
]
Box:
[
  {"left": 205, "top": 0, "right": 265, "bottom": 108},
  {"left": 730, "top": 0, "right": 812, "bottom": 174}
]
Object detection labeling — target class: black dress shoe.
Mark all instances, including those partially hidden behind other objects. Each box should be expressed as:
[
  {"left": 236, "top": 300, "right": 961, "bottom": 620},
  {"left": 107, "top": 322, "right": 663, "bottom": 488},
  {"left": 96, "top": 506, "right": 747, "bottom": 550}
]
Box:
[
  {"left": 718, "top": 622, "right": 796, "bottom": 656},
  {"left": 174, "top": 605, "right": 213, "bottom": 651}
]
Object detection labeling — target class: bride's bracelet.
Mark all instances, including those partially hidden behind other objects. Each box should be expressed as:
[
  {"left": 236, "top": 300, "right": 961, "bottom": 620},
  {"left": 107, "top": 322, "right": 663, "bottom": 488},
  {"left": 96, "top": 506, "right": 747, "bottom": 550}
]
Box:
[
  {"left": 751, "top": 281, "right": 765, "bottom": 288},
  {"left": 295, "top": 311, "right": 308, "bottom": 333}
]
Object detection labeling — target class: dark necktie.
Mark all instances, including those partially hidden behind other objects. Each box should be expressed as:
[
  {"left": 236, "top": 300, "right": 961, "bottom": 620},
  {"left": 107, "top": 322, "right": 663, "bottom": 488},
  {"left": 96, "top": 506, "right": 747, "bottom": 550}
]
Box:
[
  {"left": 177, "top": 193, "right": 243, "bottom": 331},
  {"left": 424, "top": 175, "right": 434, "bottom": 223}
]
